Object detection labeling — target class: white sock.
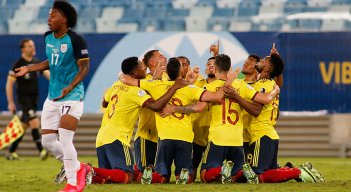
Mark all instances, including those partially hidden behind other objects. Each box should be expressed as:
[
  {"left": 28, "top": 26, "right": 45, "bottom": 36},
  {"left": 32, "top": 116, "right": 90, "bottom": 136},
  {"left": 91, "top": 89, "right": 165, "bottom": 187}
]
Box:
[
  {"left": 58, "top": 128, "right": 80, "bottom": 186},
  {"left": 41, "top": 134, "right": 63, "bottom": 162}
]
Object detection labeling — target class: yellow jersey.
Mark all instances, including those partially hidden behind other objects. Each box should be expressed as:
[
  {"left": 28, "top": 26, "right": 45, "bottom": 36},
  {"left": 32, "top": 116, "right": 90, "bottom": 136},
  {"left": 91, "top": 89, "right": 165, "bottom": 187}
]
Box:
[
  {"left": 140, "top": 80, "right": 205, "bottom": 143},
  {"left": 249, "top": 79, "right": 280, "bottom": 144},
  {"left": 206, "top": 79, "right": 258, "bottom": 146},
  {"left": 192, "top": 80, "right": 211, "bottom": 147},
  {"left": 96, "top": 81, "right": 152, "bottom": 148},
  {"left": 193, "top": 74, "right": 207, "bottom": 88},
  {"left": 240, "top": 80, "right": 256, "bottom": 143},
  {"left": 134, "top": 74, "right": 162, "bottom": 143}
]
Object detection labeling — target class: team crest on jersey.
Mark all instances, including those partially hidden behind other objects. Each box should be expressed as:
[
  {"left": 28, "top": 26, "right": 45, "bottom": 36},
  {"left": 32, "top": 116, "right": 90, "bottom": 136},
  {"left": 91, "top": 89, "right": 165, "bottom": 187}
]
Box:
[
  {"left": 60, "top": 44, "right": 68, "bottom": 53},
  {"left": 138, "top": 90, "right": 146, "bottom": 97}
]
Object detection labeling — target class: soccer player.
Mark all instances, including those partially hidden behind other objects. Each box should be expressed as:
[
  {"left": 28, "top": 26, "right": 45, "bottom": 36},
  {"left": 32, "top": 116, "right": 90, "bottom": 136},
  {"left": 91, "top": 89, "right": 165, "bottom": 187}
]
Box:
[
  {"left": 92, "top": 57, "right": 187, "bottom": 184},
  {"left": 239, "top": 55, "right": 261, "bottom": 157},
  {"left": 121, "top": 57, "right": 225, "bottom": 184},
  {"left": 134, "top": 50, "right": 168, "bottom": 180},
  {"left": 198, "top": 54, "right": 280, "bottom": 184},
  {"left": 177, "top": 56, "right": 191, "bottom": 79},
  {"left": 189, "top": 57, "right": 216, "bottom": 181},
  {"left": 224, "top": 53, "right": 324, "bottom": 183},
  {"left": 15, "top": 1, "right": 91, "bottom": 191},
  {"left": 6, "top": 38, "right": 50, "bottom": 160}
]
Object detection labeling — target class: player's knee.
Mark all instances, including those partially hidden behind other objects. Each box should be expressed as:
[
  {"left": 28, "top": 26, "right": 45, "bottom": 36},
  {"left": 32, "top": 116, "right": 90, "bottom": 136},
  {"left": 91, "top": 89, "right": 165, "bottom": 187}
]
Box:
[
  {"left": 28, "top": 117, "right": 40, "bottom": 128},
  {"left": 41, "top": 134, "right": 56, "bottom": 150}
]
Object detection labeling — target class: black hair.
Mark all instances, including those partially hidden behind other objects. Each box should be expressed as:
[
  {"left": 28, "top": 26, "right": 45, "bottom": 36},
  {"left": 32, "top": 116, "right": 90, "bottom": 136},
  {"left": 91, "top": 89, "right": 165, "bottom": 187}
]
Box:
[
  {"left": 53, "top": 0, "right": 77, "bottom": 28},
  {"left": 167, "top": 57, "right": 181, "bottom": 81},
  {"left": 208, "top": 57, "right": 215, "bottom": 61},
  {"left": 214, "top": 54, "right": 231, "bottom": 72},
  {"left": 143, "top": 50, "right": 159, "bottom": 66},
  {"left": 248, "top": 54, "right": 261, "bottom": 63},
  {"left": 19, "top": 38, "right": 32, "bottom": 49},
  {"left": 121, "top": 57, "right": 139, "bottom": 75},
  {"left": 269, "top": 53, "right": 285, "bottom": 78},
  {"left": 177, "top": 56, "right": 190, "bottom": 65}
]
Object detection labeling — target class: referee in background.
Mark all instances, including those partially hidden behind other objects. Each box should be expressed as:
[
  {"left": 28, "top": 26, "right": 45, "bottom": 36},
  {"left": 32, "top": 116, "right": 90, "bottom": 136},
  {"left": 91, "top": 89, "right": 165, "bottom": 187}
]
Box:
[{"left": 5, "top": 38, "right": 50, "bottom": 160}]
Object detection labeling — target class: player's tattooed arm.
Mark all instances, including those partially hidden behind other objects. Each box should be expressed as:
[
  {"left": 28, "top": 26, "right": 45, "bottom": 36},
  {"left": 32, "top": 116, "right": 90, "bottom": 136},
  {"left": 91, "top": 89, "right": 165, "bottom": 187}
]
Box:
[
  {"left": 15, "top": 60, "right": 49, "bottom": 77},
  {"left": 144, "top": 78, "right": 188, "bottom": 112},
  {"left": 159, "top": 101, "right": 207, "bottom": 117}
]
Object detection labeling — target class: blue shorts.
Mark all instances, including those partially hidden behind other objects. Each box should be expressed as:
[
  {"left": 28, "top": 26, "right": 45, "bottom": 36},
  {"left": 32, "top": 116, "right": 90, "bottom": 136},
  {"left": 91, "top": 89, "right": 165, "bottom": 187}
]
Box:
[
  {"left": 96, "top": 139, "right": 134, "bottom": 173},
  {"left": 248, "top": 136, "right": 279, "bottom": 174},
  {"left": 154, "top": 139, "right": 193, "bottom": 178},
  {"left": 243, "top": 142, "right": 250, "bottom": 162},
  {"left": 192, "top": 143, "right": 207, "bottom": 169},
  {"left": 201, "top": 141, "right": 244, "bottom": 176},
  {"left": 134, "top": 137, "right": 158, "bottom": 172}
]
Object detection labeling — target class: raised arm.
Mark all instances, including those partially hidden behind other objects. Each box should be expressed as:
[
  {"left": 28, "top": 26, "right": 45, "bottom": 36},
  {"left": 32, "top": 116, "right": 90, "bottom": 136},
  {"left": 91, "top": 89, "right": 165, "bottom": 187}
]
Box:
[
  {"left": 15, "top": 60, "right": 49, "bottom": 77},
  {"left": 143, "top": 78, "right": 188, "bottom": 112},
  {"left": 159, "top": 101, "right": 208, "bottom": 117},
  {"left": 53, "top": 59, "right": 89, "bottom": 101}
]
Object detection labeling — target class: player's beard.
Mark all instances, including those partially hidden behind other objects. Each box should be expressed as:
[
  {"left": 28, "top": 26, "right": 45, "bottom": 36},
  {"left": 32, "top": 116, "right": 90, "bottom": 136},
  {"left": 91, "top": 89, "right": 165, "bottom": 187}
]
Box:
[
  {"left": 255, "top": 64, "right": 263, "bottom": 73},
  {"left": 207, "top": 73, "right": 215, "bottom": 78}
]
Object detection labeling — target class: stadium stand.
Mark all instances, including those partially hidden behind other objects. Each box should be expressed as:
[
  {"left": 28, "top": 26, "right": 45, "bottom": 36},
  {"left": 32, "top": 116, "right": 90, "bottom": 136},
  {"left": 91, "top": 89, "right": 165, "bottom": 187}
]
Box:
[{"left": 1, "top": 0, "right": 351, "bottom": 34}]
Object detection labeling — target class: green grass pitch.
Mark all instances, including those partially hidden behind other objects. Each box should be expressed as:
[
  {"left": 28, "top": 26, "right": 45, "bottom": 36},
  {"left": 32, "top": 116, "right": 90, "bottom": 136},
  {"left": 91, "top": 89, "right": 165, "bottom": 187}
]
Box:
[{"left": 1, "top": 156, "right": 351, "bottom": 192}]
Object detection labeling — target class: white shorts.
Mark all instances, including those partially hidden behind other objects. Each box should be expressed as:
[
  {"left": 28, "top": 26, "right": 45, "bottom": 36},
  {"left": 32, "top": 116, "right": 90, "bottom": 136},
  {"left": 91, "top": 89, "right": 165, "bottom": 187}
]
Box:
[{"left": 41, "top": 98, "right": 84, "bottom": 131}]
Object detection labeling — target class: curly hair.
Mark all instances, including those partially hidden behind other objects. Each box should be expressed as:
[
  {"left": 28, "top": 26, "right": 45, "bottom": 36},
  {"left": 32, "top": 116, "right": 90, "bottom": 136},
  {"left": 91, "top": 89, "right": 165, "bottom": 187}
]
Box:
[
  {"left": 53, "top": 0, "right": 77, "bottom": 28},
  {"left": 269, "top": 53, "right": 285, "bottom": 78}
]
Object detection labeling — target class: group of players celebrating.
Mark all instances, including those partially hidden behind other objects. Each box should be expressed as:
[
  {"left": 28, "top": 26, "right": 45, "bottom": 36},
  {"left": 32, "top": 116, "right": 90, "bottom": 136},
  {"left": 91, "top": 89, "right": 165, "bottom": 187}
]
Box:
[{"left": 11, "top": 1, "right": 324, "bottom": 191}]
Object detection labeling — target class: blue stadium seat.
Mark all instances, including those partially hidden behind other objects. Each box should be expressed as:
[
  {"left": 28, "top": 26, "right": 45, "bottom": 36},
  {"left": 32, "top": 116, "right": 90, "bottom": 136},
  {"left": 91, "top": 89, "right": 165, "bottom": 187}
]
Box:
[
  {"left": 169, "top": 9, "right": 190, "bottom": 18},
  {"left": 284, "top": 0, "right": 307, "bottom": 14},
  {"left": 121, "top": 8, "right": 144, "bottom": 22},
  {"left": 238, "top": 1, "right": 260, "bottom": 17},
  {"left": 0, "top": 21, "right": 8, "bottom": 34},
  {"left": 207, "top": 18, "right": 230, "bottom": 31},
  {"left": 303, "top": 7, "right": 327, "bottom": 12},
  {"left": 79, "top": 6, "right": 101, "bottom": 19},
  {"left": 213, "top": 8, "right": 235, "bottom": 17},
  {"left": 196, "top": 0, "right": 217, "bottom": 7},
  {"left": 144, "top": 7, "right": 167, "bottom": 18},
  {"left": 140, "top": 19, "right": 162, "bottom": 31},
  {"left": 0, "top": 7, "right": 15, "bottom": 21},
  {"left": 331, "top": 0, "right": 351, "bottom": 4},
  {"left": 76, "top": 19, "right": 96, "bottom": 33},
  {"left": 163, "top": 18, "right": 186, "bottom": 31},
  {"left": 3, "top": 0, "right": 24, "bottom": 8},
  {"left": 37, "top": 7, "right": 51, "bottom": 20},
  {"left": 299, "top": 19, "right": 322, "bottom": 29}
]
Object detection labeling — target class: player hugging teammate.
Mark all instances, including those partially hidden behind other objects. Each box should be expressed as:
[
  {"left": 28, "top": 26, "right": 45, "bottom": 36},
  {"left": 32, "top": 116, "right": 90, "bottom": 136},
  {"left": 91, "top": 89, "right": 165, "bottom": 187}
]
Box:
[{"left": 53, "top": 41, "right": 324, "bottom": 189}]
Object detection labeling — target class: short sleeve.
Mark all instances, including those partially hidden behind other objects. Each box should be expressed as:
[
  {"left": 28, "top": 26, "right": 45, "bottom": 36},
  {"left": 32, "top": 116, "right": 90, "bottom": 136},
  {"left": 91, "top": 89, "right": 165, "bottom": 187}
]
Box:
[
  {"left": 235, "top": 80, "right": 257, "bottom": 100},
  {"left": 104, "top": 86, "right": 113, "bottom": 102},
  {"left": 187, "top": 85, "right": 205, "bottom": 101},
  {"left": 69, "top": 32, "right": 89, "bottom": 61},
  {"left": 132, "top": 88, "right": 152, "bottom": 107},
  {"left": 9, "top": 60, "right": 21, "bottom": 78},
  {"left": 139, "top": 79, "right": 157, "bottom": 92}
]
